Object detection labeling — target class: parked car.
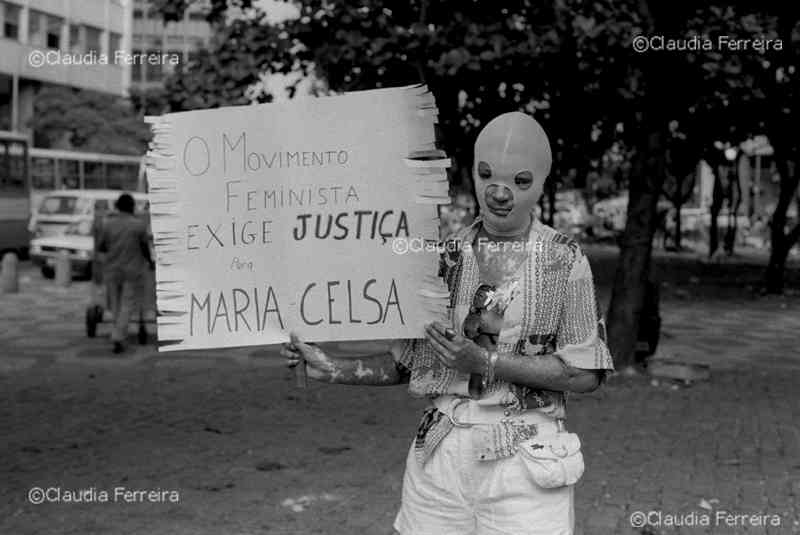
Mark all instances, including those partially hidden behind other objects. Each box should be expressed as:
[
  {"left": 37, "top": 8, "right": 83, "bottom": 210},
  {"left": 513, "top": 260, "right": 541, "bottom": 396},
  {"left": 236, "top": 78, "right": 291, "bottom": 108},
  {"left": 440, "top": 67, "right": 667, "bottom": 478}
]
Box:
[{"left": 30, "top": 190, "right": 149, "bottom": 279}]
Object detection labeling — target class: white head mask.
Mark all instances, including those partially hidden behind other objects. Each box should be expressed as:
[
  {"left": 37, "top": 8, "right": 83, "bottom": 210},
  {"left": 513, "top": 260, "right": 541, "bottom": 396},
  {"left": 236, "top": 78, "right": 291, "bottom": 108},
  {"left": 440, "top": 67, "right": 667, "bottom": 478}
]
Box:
[{"left": 473, "top": 112, "right": 552, "bottom": 236}]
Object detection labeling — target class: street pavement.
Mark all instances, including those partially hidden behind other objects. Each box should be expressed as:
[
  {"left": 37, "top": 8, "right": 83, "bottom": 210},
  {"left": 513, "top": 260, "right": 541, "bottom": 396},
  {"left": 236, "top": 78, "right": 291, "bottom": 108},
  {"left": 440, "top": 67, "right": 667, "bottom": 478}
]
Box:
[{"left": 1, "top": 260, "right": 799, "bottom": 535}]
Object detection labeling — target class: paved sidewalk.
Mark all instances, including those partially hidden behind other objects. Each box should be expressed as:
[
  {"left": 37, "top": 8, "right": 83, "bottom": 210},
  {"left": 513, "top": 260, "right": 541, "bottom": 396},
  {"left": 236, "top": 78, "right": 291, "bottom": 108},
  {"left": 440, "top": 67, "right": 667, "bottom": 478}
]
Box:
[{"left": 1, "top": 262, "right": 799, "bottom": 534}]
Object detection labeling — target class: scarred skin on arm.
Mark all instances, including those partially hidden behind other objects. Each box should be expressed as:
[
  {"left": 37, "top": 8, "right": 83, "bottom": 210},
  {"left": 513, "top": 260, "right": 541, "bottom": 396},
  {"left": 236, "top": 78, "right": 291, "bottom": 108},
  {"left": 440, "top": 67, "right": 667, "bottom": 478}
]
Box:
[
  {"left": 307, "top": 344, "right": 600, "bottom": 392},
  {"left": 493, "top": 352, "right": 603, "bottom": 394},
  {"left": 282, "top": 337, "right": 408, "bottom": 386},
  {"left": 321, "top": 351, "right": 406, "bottom": 386},
  {"left": 285, "top": 331, "right": 601, "bottom": 392}
]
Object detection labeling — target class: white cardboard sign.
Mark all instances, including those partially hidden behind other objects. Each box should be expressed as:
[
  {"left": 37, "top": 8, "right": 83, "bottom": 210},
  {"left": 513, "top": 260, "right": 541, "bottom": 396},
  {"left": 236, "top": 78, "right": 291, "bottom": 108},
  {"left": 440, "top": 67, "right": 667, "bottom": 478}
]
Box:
[{"left": 145, "top": 85, "right": 450, "bottom": 351}]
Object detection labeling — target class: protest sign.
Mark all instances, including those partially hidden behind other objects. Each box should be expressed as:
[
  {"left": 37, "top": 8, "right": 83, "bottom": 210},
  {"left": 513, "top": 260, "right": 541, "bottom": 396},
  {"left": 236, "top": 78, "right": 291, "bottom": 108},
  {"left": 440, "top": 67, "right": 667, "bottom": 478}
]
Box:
[{"left": 145, "top": 85, "right": 451, "bottom": 351}]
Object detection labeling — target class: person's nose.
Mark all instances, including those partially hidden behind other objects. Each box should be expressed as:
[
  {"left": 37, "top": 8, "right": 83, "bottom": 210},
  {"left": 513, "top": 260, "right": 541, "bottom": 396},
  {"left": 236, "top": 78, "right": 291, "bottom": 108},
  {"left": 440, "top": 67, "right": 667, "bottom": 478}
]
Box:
[{"left": 487, "top": 184, "right": 513, "bottom": 205}]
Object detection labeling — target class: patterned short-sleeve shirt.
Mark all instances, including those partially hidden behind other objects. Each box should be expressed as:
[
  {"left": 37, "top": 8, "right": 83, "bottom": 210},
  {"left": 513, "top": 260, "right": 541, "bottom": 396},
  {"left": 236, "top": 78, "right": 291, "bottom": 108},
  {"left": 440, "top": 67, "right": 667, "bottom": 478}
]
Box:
[{"left": 395, "top": 217, "right": 614, "bottom": 416}]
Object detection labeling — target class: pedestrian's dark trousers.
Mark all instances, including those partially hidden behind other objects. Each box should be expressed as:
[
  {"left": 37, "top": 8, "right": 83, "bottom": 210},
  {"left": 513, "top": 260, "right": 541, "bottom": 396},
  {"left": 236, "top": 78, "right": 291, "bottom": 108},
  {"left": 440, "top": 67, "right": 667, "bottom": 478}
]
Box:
[{"left": 106, "top": 271, "right": 143, "bottom": 343}]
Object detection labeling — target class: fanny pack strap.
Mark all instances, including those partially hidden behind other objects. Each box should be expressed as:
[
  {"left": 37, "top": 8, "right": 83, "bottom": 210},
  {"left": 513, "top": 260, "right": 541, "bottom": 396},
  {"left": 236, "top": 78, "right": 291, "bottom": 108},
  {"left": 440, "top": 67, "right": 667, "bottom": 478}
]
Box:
[{"left": 432, "top": 396, "right": 558, "bottom": 431}]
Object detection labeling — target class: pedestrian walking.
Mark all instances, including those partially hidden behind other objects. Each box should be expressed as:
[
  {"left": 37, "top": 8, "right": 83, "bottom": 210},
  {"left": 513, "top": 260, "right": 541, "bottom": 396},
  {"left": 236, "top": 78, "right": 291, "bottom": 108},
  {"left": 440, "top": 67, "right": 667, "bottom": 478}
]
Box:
[{"left": 96, "top": 193, "right": 153, "bottom": 354}]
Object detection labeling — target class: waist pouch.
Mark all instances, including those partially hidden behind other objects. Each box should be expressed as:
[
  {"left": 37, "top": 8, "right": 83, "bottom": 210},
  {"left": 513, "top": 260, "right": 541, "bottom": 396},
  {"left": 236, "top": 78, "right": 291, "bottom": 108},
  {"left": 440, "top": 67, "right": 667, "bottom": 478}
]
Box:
[
  {"left": 517, "top": 431, "right": 585, "bottom": 488},
  {"left": 418, "top": 398, "right": 585, "bottom": 483}
]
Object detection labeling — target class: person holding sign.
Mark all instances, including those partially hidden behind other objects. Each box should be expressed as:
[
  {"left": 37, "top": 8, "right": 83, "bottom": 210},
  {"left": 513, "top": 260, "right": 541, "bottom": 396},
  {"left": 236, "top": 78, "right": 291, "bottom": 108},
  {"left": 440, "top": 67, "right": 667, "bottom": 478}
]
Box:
[{"left": 283, "top": 112, "right": 614, "bottom": 535}]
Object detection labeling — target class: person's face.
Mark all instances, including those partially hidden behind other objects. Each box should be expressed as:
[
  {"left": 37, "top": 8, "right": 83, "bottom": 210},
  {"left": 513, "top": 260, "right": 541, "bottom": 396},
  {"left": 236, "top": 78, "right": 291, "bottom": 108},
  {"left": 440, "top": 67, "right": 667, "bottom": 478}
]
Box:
[
  {"left": 472, "top": 112, "right": 550, "bottom": 235},
  {"left": 473, "top": 152, "right": 544, "bottom": 235}
]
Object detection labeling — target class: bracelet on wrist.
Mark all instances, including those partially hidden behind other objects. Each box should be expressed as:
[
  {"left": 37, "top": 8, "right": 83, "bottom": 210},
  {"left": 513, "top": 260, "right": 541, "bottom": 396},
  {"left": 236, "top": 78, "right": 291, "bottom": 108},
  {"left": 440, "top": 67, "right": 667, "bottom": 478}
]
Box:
[
  {"left": 481, "top": 350, "right": 499, "bottom": 390},
  {"left": 490, "top": 350, "right": 499, "bottom": 382}
]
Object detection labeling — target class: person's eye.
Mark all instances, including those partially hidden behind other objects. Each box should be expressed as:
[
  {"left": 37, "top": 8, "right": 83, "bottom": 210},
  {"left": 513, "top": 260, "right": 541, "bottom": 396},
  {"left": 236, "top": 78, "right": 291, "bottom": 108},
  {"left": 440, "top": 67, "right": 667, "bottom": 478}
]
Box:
[
  {"left": 477, "top": 161, "right": 492, "bottom": 179},
  {"left": 514, "top": 171, "right": 533, "bottom": 190}
]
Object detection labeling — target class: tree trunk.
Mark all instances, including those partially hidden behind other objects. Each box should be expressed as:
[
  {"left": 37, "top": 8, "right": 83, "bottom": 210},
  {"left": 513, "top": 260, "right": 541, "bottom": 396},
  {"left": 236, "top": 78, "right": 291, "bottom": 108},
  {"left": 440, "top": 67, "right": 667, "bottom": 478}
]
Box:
[
  {"left": 724, "top": 163, "right": 742, "bottom": 255},
  {"left": 708, "top": 167, "right": 725, "bottom": 258},
  {"left": 765, "top": 242, "right": 790, "bottom": 293},
  {"left": 764, "top": 156, "right": 800, "bottom": 293},
  {"left": 766, "top": 218, "right": 800, "bottom": 294},
  {"left": 724, "top": 199, "right": 740, "bottom": 256},
  {"left": 606, "top": 0, "right": 688, "bottom": 368},
  {"left": 762, "top": 7, "right": 800, "bottom": 292},
  {"left": 606, "top": 131, "right": 666, "bottom": 368},
  {"left": 673, "top": 170, "right": 698, "bottom": 251}
]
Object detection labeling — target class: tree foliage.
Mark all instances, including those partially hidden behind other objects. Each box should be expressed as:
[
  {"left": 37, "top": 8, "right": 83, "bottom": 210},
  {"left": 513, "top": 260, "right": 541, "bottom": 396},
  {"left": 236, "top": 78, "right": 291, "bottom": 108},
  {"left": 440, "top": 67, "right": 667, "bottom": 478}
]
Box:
[
  {"left": 155, "top": 1, "right": 795, "bottom": 185},
  {"left": 29, "top": 86, "right": 151, "bottom": 155},
  {"left": 157, "top": 0, "right": 647, "bottom": 186}
]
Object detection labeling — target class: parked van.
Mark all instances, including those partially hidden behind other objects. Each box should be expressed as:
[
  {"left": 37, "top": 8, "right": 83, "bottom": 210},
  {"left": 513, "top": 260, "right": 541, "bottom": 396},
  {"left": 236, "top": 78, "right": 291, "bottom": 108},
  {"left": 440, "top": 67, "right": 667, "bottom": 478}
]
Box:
[
  {"left": 29, "top": 190, "right": 149, "bottom": 279},
  {"left": 29, "top": 189, "right": 144, "bottom": 238}
]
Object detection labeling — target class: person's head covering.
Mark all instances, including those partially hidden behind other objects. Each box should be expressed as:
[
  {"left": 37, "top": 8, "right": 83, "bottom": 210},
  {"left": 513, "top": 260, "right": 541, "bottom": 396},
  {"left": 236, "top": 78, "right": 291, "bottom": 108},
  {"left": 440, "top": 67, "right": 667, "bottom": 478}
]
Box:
[
  {"left": 473, "top": 112, "right": 552, "bottom": 235},
  {"left": 474, "top": 112, "right": 552, "bottom": 181}
]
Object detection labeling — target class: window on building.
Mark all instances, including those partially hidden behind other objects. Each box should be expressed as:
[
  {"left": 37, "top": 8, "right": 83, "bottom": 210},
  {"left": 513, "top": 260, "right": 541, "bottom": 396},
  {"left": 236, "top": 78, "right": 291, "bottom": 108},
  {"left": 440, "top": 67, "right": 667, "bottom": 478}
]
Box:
[
  {"left": 146, "top": 50, "right": 162, "bottom": 81},
  {"left": 138, "top": 36, "right": 161, "bottom": 56},
  {"left": 188, "top": 11, "right": 206, "bottom": 21},
  {"left": 85, "top": 26, "right": 102, "bottom": 55},
  {"left": 109, "top": 32, "right": 121, "bottom": 54},
  {"left": 28, "top": 10, "right": 45, "bottom": 47},
  {"left": 131, "top": 49, "right": 143, "bottom": 81},
  {"left": 31, "top": 159, "right": 56, "bottom": 190},
  {"left": 83, "top": 162, "right": 106, "bottom": 189},
  {"left": 3, "top": 2, "right": 21, "bottom": 40},
  {"left": 61, "top": 160, "right": 80, "bottom": 189},
  {"left": 133, "top": 8, "right": 144, "bottom": 19},
  {"left": 107, "top": 164, "right": 137, "bottom": 190},
  {"left": 69, "top": 24, "right": 82, "bottom": 53},
  {"left": 46, "top": 15, "right": 63, "bottom": 49},
  {"left": 164, "top": 49, "right": 181, "bottom": 74}
]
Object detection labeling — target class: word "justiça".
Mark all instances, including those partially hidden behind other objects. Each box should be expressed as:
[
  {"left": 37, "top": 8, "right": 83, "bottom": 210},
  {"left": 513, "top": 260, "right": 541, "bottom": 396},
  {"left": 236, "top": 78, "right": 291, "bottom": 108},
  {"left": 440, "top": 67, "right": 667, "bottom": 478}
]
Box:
[{"left": 293, "top": 210, "right": 409, "bottom": 241}]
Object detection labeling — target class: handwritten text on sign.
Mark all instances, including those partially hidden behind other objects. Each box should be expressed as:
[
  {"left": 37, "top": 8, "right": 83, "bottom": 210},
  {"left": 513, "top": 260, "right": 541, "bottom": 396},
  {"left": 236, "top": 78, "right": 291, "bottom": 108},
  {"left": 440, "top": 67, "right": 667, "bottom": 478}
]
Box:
[{"left": 147, "top": 87, "right": 445, "bottom": 350}]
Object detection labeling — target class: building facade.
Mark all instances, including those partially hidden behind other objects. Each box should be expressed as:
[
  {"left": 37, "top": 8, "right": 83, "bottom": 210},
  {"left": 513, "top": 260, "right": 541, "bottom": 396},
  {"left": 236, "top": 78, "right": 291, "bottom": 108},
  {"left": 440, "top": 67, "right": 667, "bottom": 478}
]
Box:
[
  {"left": 0, "top": 0, "right": 133, "bottom": 133},
  {"left": 130, "top": 0, "right": 211, "bottom": 91}
]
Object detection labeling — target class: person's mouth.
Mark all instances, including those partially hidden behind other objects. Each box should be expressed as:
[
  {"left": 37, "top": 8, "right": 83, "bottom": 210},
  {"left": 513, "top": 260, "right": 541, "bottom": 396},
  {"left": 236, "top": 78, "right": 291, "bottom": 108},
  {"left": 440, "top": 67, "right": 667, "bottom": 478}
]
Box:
[{"left": 487, "top": 205, "right": 512, "bottom": 217}]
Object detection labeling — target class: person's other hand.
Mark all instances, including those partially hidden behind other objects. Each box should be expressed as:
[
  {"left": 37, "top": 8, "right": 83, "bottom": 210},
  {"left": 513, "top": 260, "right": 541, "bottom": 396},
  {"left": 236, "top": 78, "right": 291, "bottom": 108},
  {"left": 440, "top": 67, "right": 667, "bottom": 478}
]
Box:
[
  {"left": 281, "top": 333, "right": 337, "bottom": 381},
  {"left": 425, "top": 322, "right": 487, "bottom": 375}
]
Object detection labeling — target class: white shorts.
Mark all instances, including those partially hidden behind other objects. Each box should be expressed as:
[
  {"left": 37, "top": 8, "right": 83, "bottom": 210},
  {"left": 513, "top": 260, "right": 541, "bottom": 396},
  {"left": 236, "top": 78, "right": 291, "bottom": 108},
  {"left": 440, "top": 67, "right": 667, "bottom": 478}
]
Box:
[{"left": 393, "top": 420, "right": 575, "bottom": 535}]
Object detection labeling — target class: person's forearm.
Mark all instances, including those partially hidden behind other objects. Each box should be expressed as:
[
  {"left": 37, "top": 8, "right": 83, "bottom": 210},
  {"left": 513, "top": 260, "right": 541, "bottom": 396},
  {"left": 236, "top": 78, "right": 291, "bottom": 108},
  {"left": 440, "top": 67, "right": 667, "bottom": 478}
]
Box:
[
  {"left": 493, "top": 352, "right": 601, "bottom": 393},
  {"left": 319, "top": 352, "right": 405, "bottom": 386}
]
